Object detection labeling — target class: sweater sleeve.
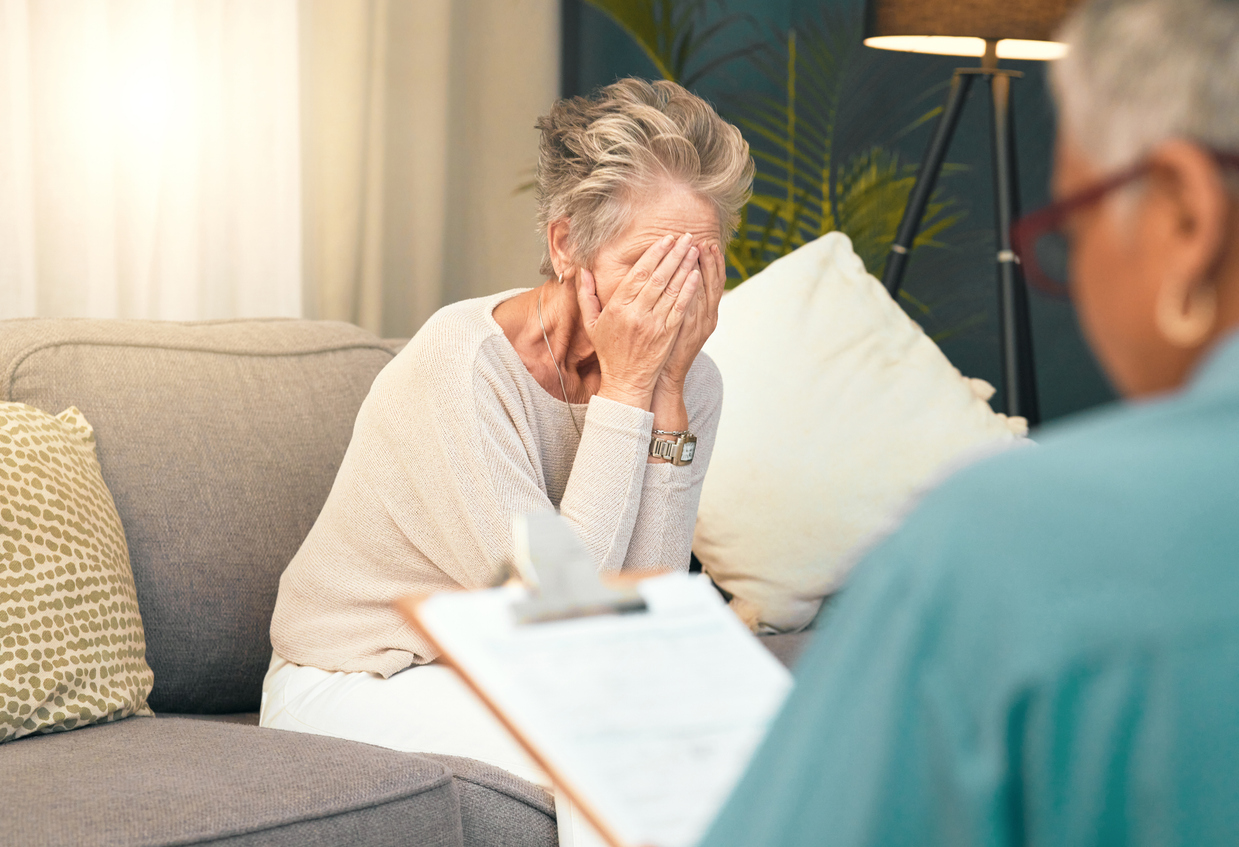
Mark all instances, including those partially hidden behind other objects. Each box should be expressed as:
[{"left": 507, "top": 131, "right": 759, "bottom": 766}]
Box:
[
  {"left": 611, "top": 353, "right": 723, "bottom": 573},
  {"left": 535, "top": 352, "right": 723, "bottom": 575},
  {"left": 466, "top": 350, "right": 723, "bottom": 578},
  {"left": 375, "top": 339, "right": 724, "bottom": 589},
  {"left": 269, "top": 299, "right": 725, "bottom": 673},
  {"left": 555, "top": 394, "right": 657, "bottom": 572},
  {"left": 360, "top": 347, "right": 559, "bottom": 593}
]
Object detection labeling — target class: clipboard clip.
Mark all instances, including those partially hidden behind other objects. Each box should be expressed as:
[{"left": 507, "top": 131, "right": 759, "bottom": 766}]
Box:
[{"left": 511, "top": 512, "right": 647, "bottom": 624}]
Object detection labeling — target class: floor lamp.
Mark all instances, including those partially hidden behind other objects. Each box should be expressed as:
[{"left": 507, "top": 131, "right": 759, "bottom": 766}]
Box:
[{"left": 864, "top": 0, "right": 1079, "bottom": 426}]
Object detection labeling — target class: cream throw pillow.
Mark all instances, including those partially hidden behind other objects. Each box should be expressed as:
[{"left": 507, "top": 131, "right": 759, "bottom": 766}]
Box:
[
  {"left": 0, "top": 403, "right": 154, "bottom": 742},
  {"left": 694, "top": 233, "right": 1028, "bottom": 632}
]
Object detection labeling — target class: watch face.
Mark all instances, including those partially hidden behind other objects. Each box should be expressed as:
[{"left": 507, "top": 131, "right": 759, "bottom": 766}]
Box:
[{"left": 680, "top": 441, "right": 696, "bottom": 462}]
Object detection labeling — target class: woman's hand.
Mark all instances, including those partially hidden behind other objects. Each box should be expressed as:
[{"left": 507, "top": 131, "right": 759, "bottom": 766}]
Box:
[
  {"left": 577, "top": 232, "right": 702, "bottom": 409},
  {"left": 657, "top": 241, "right": 726, "bottom": 394}
]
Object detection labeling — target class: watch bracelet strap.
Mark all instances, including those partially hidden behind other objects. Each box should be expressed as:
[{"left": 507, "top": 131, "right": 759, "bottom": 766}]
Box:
[
  {"left": 649, "top": 437, "right": 678, "bottom": 460},
  {"left": 648, "top": 431, "right": 697, "bottom": 464}
]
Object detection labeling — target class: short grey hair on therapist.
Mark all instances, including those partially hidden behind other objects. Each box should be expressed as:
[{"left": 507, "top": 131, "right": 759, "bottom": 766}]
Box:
[
  {"left": 533, "top": 78, "right": 754, "bottom": 278},
  {"left": 1052, "top": 0, "right": 1239, "bottom": 173}
]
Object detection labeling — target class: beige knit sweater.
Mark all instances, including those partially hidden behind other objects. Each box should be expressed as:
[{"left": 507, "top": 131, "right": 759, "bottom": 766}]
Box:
[{"left": 270, "top": 289, "right": 723, "bottom": 677}]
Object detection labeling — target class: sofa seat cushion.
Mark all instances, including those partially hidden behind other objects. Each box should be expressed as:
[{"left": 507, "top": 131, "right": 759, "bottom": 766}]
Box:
[
  {"left": 1, "top": 715, "right": 464, "bottom": 847},
  {"left": 423, "top": 754, "right": 557, "bottom": 847},
  {"left": 173, "top": 711, "right": 261, "bottom": 725},
  {"left": 163, "top": 716, "right": 557, "bottom": 847}
]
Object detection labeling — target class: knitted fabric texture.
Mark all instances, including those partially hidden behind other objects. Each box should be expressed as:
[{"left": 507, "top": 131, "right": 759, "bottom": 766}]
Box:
[{"left": 271, "top": 290, "right": 723, "bottom": 677}]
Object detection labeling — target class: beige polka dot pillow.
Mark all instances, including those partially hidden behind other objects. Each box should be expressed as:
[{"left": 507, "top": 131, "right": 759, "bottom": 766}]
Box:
[{"left": 0, "top": 403, "right": 154, "bottom": 742}]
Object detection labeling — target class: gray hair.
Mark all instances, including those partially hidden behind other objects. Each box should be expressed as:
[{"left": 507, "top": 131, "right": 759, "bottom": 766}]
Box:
[
  {"left": 1052, "top": 0, "right": 1239, "bottom": 171},
  {"left": 534, "top": 78, "right": 754, "bottom": 277}
]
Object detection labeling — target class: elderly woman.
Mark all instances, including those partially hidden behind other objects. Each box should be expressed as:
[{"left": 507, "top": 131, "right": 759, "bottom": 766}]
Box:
[
  {"left": 698, "top": 0, "right": 1239, "bottom": 844},
  {"left": 260, "top": 79, "right": 752, "bottom": 788}
]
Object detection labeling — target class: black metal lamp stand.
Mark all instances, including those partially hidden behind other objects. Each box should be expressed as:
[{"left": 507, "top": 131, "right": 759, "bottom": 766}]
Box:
[{"left": 880, "top": 42, "right": 1041, "bottom": 425}]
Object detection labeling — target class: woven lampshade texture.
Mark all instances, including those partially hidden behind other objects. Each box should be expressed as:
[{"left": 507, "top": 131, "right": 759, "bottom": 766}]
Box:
[{"left": 864, "top": 0, "right": 1081, "bottom": 42}]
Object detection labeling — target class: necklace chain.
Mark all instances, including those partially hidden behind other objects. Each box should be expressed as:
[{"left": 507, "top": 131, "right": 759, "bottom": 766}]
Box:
[{"left": 537, "top": 288, "right": 582, "bottom": 437}]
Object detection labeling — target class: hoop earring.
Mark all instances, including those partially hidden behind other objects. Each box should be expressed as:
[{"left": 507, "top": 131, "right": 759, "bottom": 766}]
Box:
[
  {"left": 557, "top": 272, "right": 563, "bottom": 284},
  {"left": 1155, "top": 279, "right": 1218, "bottom": 348}
]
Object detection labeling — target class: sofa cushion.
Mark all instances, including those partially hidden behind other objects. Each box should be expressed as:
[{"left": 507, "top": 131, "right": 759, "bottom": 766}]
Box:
[
  {"left": 0, "top": 319, "right": 400, "bottom": 713},
  {"left": 0, "top": 403, "right": 154, "bottom": 742},
  {"left": 0, "top": 715, "right": 463, "bottom": 847},
  {"left": 694, "top": 234, "right": 1028, "bottom": 633},
  {"left": 166, "top": 716, "right": 557, "bottom": 847},
  {"left": 165, "top": 716, "right": 558, "bottom": 847},
  {"left": 423, "top": 754, "right": 558, "bottom": 847}
]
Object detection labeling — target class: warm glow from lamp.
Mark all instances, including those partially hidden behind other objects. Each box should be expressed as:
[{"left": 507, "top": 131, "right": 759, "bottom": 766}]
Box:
[{"left": 864, "top": 36, "right": 1068, "bottom": 61}]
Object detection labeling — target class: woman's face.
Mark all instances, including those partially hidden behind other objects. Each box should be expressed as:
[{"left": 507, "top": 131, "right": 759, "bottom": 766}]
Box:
[
  {"left": 1054, "top": 137, "right": 1157, "bottom": 395},
  {"left": 1054, "top": 133, "right": 1219, "bottom": 397},
  {"left": 587, "top": 184, "right": 721, "bottom": 306}
]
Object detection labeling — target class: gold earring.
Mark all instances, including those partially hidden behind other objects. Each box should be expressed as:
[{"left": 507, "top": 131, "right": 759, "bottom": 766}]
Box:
[
  {"left": 1155, "top": 278, "right": 1218, "bottom": 347},
  {"left": 558, "top": 272, "right": 563, "bottom": 284}
]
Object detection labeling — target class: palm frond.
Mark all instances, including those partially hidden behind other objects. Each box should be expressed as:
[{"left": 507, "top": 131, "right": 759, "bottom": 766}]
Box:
[
  {"left": 721, "top": 7, "right": 969, "bottom": 310},
  {"left": 584, "top": 0, "right": 980, "bottom": 335},
  {"left": 582, "top": 0, "right": 760, "bottom": 86}
]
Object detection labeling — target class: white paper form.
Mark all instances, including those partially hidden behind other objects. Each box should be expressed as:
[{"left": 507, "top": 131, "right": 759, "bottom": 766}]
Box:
[{"left": 414, "top": 573, "right": 793, "bottom": 847}]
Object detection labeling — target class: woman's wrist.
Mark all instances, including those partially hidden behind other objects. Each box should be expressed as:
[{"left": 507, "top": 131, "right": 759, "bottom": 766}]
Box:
[
  {"left": 656, "top": 369, "right": 688, "bottom": 395},
  {"left": 648, "top": 383, "right": 688, "bottom": 462},
  {"left": 597, "top": 375, "right": 654, "bottom": 411}
]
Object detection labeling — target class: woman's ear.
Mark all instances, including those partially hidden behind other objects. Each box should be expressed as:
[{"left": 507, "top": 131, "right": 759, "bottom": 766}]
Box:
[
  {"left": 547, "top": 218, "right": 574, "bottom": 280},
  {"left": 1145, "top": 141, "right": 1229, "bottom": 347}
]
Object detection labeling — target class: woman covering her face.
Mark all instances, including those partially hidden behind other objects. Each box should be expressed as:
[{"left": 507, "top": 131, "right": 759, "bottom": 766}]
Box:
[
  {"left": 259, "top": 78, "right": 753, "bottom": 841},
  {"left": 699, "top": 0, "right": 1239, "bottom": 844}
]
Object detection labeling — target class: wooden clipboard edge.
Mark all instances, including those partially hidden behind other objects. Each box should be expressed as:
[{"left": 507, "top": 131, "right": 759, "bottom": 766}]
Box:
[{"left": 394, "top": 592, "right": 641, "bottom": 847}]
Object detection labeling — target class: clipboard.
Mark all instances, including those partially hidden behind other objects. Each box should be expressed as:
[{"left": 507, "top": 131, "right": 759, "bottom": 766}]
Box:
[{"left": 394, "top": 513, "right": 793, "bottom": 847}]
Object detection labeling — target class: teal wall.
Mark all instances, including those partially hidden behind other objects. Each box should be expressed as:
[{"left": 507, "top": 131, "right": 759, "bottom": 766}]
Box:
[{"left": 563, "top": 0, "right": 1116, "bottom": 425}]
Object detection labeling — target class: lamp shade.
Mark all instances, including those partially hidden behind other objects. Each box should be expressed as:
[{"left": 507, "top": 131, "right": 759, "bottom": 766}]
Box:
[{"left": 864, "top": 0, "right": 1082, "bottom": 60}]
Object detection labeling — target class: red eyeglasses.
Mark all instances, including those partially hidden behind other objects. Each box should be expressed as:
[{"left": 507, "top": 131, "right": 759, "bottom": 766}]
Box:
[{"left": 1010, "top": 149, "right": 1239, "bottom": 298}]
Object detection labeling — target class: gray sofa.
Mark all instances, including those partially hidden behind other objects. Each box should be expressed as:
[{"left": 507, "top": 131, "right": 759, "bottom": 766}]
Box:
[{"left": 0, "top": 317, "right": 807, "bottom": 847}]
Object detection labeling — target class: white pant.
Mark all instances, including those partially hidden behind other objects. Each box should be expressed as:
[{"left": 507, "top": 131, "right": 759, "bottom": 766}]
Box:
[{"left": 259, "top": 652, "right": 606, "bottom": 847}]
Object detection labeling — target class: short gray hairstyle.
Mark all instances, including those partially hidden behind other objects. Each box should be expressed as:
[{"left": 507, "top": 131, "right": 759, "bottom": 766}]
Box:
[
  {"left": 1052, "top": 0, "right": 1239, "bottom": 171},
  {"left": 534, "top": 78, "right": 754, "bottom": 277}
]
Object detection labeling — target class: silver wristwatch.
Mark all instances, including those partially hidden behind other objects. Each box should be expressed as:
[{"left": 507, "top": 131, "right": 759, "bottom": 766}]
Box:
[{"left": 648, "top": 430, "right": 697, "bottom": 466}]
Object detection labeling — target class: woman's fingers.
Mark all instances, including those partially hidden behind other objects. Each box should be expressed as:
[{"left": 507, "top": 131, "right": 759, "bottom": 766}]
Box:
[
  {"left": 704, "top": 243, "right": 726, "bottom": 319},
  {"left": 576, "top": 268, "right": 602, "bottom": 332},
  {"left": 646, "top": 244, "right": 699, "bottom": 332},
  {"left": 667, "top": 269, "right": 702, "bottom": 329},
  {"left": 617, "top": 233, "right": 674, "bottom": 304},
  {"left": 635, "top": 233, "right": 695, "bottom": 306},
  {"left": 583, "top": 236, "right": 715, "bottom": 401},
  {"left": 681, "top": 277, "right": 705, "bottom": 333},
  {"left": 713, "top": 243, "right": 726, "bottom": 295},
  {"left": 697, "top": 245, "right": 719, "bottom": 305},
  {"left": 659, "top": 245, "right": 699, "bottom": 308}
]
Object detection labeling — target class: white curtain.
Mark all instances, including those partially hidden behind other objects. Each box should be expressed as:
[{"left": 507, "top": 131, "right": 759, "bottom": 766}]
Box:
[
  {"left": 0, "top": 0, "right": 302, "bottom": 320},
  {"left": 0, "top": 0, "right": 557, "bottom": 330},
  {"left": 301, "top": 0, "right": 559, "bottom": 338}
]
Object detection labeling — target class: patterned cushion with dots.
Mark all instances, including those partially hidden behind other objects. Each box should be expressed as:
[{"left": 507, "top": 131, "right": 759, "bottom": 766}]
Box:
[{"left": 0, "top": 402, "right": 154, "bottom": 743}]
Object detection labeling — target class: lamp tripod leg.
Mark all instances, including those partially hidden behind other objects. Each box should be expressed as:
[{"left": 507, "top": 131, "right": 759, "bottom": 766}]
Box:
[
  {"left": 988, "top": 72, "right": 1041, "bottom": 425},
  {"left": 881, "top": 71, "right": 974, "bottom": 297}
]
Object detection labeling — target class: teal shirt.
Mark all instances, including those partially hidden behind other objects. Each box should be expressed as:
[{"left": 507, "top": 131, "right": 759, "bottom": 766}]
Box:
[{"left": 700, "top": 333, "right": 1239, "bottom": 847}]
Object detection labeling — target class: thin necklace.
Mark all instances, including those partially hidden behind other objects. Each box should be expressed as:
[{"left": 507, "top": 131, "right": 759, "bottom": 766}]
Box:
[{"left": 537, "top": 287, "right": 582, "bottom": 437}]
